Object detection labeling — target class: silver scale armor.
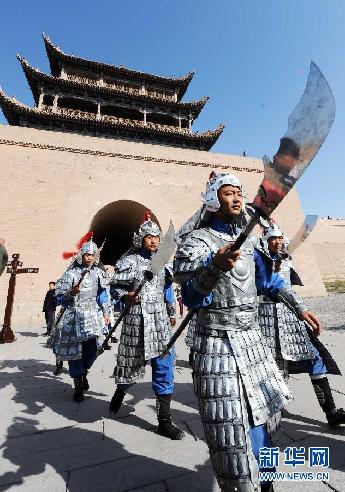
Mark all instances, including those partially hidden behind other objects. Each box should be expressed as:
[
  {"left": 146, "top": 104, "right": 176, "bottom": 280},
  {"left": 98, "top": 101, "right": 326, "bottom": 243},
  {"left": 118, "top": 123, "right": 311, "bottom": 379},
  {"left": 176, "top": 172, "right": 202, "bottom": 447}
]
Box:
[
  {"left": 174, "top": 226, "right": 293, "bottom": 492},
  {"left": 257, "top": 244, "right": 315, "bottom": 372},
  {"left": 113, "top": 254, "right": 174, "bottom": 385},
  {"left": 50, "top": 265, "right": 108, "bottom": 360}
]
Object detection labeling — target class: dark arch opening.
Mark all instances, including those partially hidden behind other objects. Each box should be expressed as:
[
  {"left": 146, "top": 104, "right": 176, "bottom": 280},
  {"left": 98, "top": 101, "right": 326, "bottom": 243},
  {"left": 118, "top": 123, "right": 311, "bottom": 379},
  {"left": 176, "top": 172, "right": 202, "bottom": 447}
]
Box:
[{"left": 90, "top": 200, "right": 160, "bottom": 265}]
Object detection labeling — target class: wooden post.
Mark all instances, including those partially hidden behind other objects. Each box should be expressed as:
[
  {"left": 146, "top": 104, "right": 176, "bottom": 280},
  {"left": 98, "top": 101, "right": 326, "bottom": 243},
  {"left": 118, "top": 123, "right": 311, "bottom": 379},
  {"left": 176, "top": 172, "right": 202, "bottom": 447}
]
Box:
[
  {"left": 0, "top": 254, "right": 39, "bottom": 344},
  {"left": 38, "top": 90, "right": 44, "bottom": 110},
  {"left": 189, "top": 113, "right": 193, "bottom": 132},
  {"left": 53, "top": 95, "right": 59, "bottom": 113},
  {"left": 0, "top": 254, "right": 20, "bottom": 343}
]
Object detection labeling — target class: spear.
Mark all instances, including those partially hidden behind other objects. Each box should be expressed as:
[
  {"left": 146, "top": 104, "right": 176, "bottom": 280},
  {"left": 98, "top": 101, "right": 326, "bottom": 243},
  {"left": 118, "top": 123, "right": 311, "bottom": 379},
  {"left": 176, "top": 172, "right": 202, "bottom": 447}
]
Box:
[
  {"left": 102, "top": 222, "right": 176, "bottom": 351},
  {"left": 160, "top": 61, "right": 335, "bottom": 358}
]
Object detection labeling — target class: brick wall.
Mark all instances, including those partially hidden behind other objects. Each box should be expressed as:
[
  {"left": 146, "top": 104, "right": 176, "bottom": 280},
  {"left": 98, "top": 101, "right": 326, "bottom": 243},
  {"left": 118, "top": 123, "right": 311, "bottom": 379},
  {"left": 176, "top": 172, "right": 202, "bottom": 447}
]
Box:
[{"left": 0, "top": 124, "right": 326, "bottom": 328}]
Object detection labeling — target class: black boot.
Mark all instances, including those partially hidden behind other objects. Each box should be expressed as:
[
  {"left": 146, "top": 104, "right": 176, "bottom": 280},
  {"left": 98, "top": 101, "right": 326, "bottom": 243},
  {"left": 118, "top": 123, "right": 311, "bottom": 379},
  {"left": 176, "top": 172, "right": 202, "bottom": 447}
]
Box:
[
  {"left": 109, "top": 387, "right": 126, "bottom": 415},
  {"left": 83, "top": 371, "right": 89, "bottom": 391},
  {"left": 73, "top": 377, "right": 84, "bottom": 403},
  {"left": 53, "top": 361, "right": 63, "bottom": 376},
  {"left": 261, "top": 482, "right": 274, "bottom": 492},
  {"left": 326, "top": 408, "right": 345, "bottom": 427},
  {"left": 311, "top": 377, "right": 345, "bottom": 426},
  {"left": 156, "top": 394, "right": 184, "bottom": 440}
]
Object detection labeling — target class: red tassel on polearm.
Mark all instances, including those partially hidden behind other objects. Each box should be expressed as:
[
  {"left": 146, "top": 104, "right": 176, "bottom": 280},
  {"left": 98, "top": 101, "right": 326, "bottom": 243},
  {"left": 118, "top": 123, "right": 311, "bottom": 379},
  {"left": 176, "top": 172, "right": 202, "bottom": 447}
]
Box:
[
  {"left": 62, "top": 251, "right": 76, "bottom": 259},
  {"left": 143, "top": 210, "right": 151, "bottom": 222},
  {"left": 76, "top": 231, "right": 93, "bottom": 250},
  {"left": 62, "top": 230, "right": 93, "bottom": 260}
]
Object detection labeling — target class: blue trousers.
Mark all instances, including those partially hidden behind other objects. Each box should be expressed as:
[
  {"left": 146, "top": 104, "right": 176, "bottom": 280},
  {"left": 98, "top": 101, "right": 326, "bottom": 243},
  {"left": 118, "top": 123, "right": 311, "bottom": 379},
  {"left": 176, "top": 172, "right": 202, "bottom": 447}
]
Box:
[
  {"left": 249, "top": 423, "right": 274, "bottom": 483},
  {"left": 303, "top": 344, "right": 327, "bottom": 377},
  {"left": 68, "top": 338, "right": 98, "bottom": 378},
  {"left": 118, "top": 350, "right": 175, "bottom": 395}
]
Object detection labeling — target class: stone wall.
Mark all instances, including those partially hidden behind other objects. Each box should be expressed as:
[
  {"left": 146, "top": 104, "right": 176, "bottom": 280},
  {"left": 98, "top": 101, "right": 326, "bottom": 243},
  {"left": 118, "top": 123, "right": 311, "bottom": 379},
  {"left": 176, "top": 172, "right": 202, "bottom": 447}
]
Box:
[
  {"left": 0, "top": 124, "right": 325, "bottom": 328},
  {"left": 311, "top": 218, "right": 345, "bottom": 281}
]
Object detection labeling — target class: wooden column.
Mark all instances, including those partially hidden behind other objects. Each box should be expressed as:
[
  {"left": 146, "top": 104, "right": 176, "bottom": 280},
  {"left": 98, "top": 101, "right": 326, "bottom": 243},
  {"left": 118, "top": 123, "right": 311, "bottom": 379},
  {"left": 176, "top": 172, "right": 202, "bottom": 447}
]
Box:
[
  {"left": 99, "top": 72, "right": 104, "bottom": 87},
  {"left": 60, "top": 63, "right": 67, "bottom": 80},
  {"left": 143, "top": 109, "right": 147, "bottom": 126},
  {"left": 97, "top": 101, "right": 101, "bottom": 120},
  {"left": 38, "top": 90, "right": 44, "bottom": 110},
  {"left": 141, "top": 80, "right": 146, "bottom": 95},
  {"left": 52, "top": 95, "right": 59, "bottom": 113},
  {"left": 189, "top": 113, "right": 193, "bottom": 132}
]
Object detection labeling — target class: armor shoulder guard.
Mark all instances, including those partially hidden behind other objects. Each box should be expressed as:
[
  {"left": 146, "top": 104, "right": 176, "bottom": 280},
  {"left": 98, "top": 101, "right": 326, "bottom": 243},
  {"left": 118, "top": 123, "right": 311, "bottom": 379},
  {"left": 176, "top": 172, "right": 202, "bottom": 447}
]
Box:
[
  {"left": 55, "top": 269, "right": 75, "bottom": 295},
  {"left": 174, "top": 229, "right": 214, "bottom": 275},
  {"left": 95, "top": 267, "right": 109, "bottom": 288},
  {"left": 113, "top": 255, "right": 137, "bottom": 283},
  {"left": 248, "top": 234, "right": 260, "bottom": 249}
]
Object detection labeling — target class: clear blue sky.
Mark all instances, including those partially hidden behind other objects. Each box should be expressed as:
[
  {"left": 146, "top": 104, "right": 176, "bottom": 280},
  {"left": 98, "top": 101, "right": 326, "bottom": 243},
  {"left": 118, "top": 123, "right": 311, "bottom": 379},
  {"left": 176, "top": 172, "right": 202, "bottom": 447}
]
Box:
[{"left": 1, "top": 0, "right": 344, "bottom": 217}]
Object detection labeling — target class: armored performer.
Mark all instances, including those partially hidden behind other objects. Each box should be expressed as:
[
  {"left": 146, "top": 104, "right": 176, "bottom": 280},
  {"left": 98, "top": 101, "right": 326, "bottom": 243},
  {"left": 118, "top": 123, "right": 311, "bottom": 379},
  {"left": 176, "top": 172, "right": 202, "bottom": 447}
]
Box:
[
  {"left": 109, "top": 217, "right": 184, "bottom": 441},
  {"left": 173, "top": 172, "right": 321, "bottom": 492},
  {"left": 49, "top": 239, "right": 109, "bottom": 402},
  {"left": 257, "top": 224, "right": 345, "bottom": 427}
]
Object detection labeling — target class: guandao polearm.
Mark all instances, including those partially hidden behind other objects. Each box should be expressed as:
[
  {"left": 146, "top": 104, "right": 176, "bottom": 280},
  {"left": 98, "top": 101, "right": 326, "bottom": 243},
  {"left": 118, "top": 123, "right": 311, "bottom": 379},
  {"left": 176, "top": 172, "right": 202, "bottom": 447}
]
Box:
[
  {"left": 160, "top": 61, "right": 335, "bottom": 358},
  {"left": 288, "top": 214, "right": 319, "bottom": 255}
]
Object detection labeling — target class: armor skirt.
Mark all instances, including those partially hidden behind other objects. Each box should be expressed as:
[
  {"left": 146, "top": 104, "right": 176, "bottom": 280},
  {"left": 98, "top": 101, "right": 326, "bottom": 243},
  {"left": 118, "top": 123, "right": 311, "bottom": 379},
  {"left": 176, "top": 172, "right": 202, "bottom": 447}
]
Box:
[
  {"left": 192, "top": 322, "right": 292, "bottom": 491},
  {"left": 114, "top": 303, "right": 172, "bottom": 385},
  {"left": 259, "top": 301, "right": 315, "bottom": 364},
  {"left": 49, "top": 303, "right": 106, "bottom": 361}
]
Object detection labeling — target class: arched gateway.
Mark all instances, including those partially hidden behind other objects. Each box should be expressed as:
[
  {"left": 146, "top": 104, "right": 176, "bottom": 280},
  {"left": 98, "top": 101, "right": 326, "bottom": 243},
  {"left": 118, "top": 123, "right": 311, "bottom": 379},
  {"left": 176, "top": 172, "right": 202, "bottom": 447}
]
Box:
[{"left": 90, "top": 200, "right": 160, "bottom": 265}]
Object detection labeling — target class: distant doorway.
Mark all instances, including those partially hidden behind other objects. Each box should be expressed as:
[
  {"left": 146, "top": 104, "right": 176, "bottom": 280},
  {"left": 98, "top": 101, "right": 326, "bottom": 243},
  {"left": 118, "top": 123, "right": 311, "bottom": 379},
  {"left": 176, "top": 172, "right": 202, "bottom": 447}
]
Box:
[{"left": 90, "top": 200, "right": 160, "bottom": 265}]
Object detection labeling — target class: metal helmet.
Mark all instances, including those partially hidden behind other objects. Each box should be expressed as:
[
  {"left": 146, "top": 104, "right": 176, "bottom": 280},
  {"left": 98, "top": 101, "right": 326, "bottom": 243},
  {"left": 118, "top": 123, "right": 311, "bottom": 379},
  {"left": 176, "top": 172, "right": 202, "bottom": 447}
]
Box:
[
  {"left": 133, "top": 213, "right": 161, "bottom": 248},
  {"left": 75, "top": 239, "right": 99, "bottom": 265},
  {"left": 201, "top": 172, "right": 243, "bottom": 212},
  {"left": 263, "top": 224, "right": 284, "bottom": 241}
]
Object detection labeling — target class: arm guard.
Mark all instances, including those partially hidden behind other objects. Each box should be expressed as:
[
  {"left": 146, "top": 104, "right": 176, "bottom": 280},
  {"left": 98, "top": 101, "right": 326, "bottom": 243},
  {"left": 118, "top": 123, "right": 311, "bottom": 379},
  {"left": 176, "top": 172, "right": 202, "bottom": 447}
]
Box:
[
  {"left": 55, "top": 271, "right": 74, "bottom": 305},
  {"left": 277, "top": 287, "right": 307, "bottom": 317},
  {"left": 110, "top": 256, "right": 137, "bottom": 300},
  {"left": 192, "top": 263, "right": 222, "bottom": 296}
]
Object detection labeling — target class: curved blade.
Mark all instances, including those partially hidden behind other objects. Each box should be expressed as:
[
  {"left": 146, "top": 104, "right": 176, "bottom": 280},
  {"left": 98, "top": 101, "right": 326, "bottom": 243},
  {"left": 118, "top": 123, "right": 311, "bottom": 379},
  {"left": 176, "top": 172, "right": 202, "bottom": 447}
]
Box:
[
  {"left": 285, "top": 61, "right": 335, "bottom": 180},
  {"left": 150, "top": 221, "right": 176, "bottom": 275},
  {"left": 253, "top": 62, "right": 335, "bottom": 218},
  {"left": 288, "top": 214, "right": 318, "bottom": 254}
]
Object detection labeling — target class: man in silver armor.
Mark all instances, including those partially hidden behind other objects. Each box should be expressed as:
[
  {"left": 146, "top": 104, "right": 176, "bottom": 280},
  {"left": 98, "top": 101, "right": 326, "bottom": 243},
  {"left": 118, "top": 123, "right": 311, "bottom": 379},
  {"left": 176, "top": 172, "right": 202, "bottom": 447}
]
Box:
[
  {"left": 109, "top": 217, "right": 184, "bottom": 441},
  {"left": 257, "top": 225, "right": 345, "bottom": 427},
  {"left": 50, "top": 239, "right": 109, "bottom": 402},
  {"left": 173, "top": 172, "right": 320, "bottom": 492}
]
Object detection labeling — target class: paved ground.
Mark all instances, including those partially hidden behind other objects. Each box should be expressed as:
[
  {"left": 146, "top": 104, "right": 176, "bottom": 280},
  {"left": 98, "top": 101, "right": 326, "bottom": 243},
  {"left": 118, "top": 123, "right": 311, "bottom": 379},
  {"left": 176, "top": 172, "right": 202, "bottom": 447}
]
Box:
[{"left": 1, "top": 294, "right": 345, "bottom": 491}]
